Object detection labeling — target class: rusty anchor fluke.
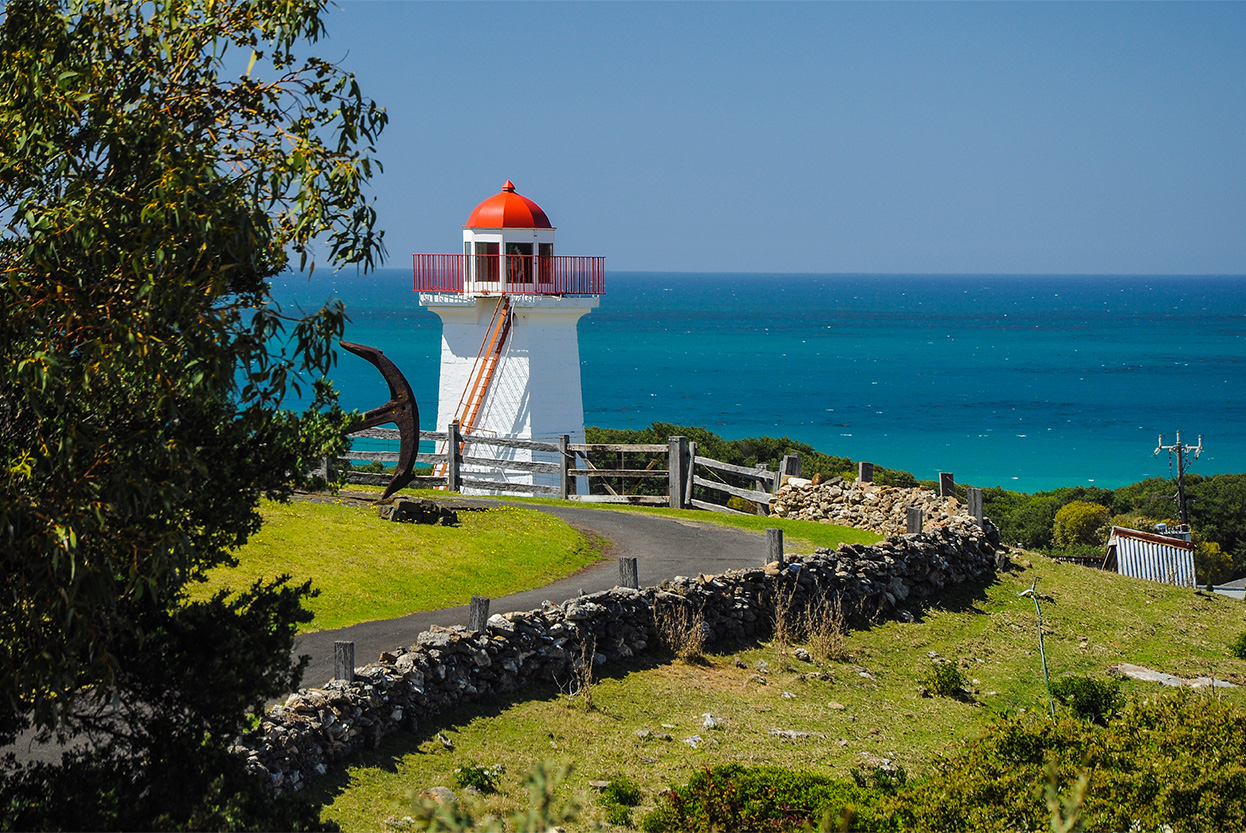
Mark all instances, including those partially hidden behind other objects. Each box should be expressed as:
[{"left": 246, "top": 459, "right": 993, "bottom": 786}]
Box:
[{"left": 340, "top": 340, "right": 419, "bottom": 500}]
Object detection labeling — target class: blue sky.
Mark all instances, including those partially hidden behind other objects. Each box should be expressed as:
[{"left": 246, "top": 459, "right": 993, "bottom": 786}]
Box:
[{"left": 323, "top": 1, "right": 1245, "bottom": 275}]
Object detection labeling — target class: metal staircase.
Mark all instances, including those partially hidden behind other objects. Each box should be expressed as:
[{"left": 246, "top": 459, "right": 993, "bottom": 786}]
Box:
[{"left": 437, "top": 296, "right": 513, "bottom": 481}]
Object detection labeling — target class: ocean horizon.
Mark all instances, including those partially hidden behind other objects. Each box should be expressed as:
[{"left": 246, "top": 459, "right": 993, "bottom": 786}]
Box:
[{"left": 271, "top": 269, "right": 1246, "bottom": 494}]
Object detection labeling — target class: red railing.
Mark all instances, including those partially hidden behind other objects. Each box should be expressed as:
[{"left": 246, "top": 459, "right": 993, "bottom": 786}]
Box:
[{"left": 412, "top": 254, "right": 604, "bottom": 295}]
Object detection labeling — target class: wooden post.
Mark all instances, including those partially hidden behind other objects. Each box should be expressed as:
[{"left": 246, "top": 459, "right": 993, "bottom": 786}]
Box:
[
  {"left": 907, "top": 507, "right": 923, "bottom": 534},
  {"left": 968, "top": 487, "right": 984, "bottom": 527},
  {"left": 939, "top": 472, "right": 954, "bottom": 498},
  {"left": 468, "top": 595, "right": 490, "bottom": 632},
  {"left": 858, "top": 461, "right": 874, "bottom": 483},
  {"left": 334, "top": 641, "right": 355, "bottom": 682},
  {"left": 447, "top": 421, "right": 461, "bottom": 493},
  {"left": 767, "top": 527, "right": 784, "bottom": 566},
  {"left": 778, "top": 453, "right": 801, "bottom": 491},
  {"left": 754, "top": 463, "right": 770, "bottom": 515},
  {"left": 558, "top": 434, "right": 571, "bottom": 500},
  {"left": 618, "top": 557, "right": 639, "bottom": 589},
  {"left": 669, "top": 436, "right": 689, "bottom": 510},
  {"left": 684, "top": 441, "right": 697, "bottom": 507}
]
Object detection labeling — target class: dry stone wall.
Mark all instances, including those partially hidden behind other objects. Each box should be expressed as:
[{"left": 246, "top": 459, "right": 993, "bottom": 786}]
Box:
[
  {"left": 235, "top": 515, "right": 999, "bottom": 794},
  {"left": 771, "top": 478, "right": 964, "bottom": 536}
]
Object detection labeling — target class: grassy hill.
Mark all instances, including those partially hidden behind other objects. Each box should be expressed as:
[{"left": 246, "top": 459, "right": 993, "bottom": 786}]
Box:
[{"left": 305, "top": 548, "right": 1246, "bottom": 830}]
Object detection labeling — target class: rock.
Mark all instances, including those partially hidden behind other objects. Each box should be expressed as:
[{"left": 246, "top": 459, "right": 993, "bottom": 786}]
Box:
[
  {"left": 794, "top": 647, "right": 812, "bottom": 662},
  {"left": 827, "top": 701, "right": 847, "bottom": 710},
  {"left": 378, "top": 498, "right": 458, "bottom": 526},
  {"left": 422, "top": 786, "right": 458, "bottom": 807}
]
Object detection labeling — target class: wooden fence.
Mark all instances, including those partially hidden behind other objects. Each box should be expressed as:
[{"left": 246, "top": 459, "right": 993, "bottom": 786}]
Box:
[{"left": 332, "top": 428, "right": 802, "bottom": 514}]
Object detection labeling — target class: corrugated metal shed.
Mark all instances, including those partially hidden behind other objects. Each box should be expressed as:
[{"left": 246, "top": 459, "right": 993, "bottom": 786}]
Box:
[{"left": 1105, "top": 526, "right": 1197, "bottom": 588}]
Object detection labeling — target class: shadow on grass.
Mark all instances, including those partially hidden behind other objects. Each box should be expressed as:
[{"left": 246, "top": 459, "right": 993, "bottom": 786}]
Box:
[{"left": 299, "top": 648, "right": 675, "bottom": 812}]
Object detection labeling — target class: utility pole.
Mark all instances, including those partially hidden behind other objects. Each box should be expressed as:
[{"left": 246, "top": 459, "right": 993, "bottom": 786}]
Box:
[{"left": 1154, "top": 432, "right": 1202, "bottom": 526}]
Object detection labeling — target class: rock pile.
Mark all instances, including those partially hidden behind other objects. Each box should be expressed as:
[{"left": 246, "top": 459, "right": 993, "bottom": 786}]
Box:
[
  {"left": 235, "top": 520, "right": 997, "bottom": 793},
  {"left": 770, "top": 478, "right": 964, "bottom": 536}
]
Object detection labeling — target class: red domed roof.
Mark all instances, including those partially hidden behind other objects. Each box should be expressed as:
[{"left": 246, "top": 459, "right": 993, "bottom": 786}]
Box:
[{"left": 464, "top": 181, "right": 553, "bottom": 229}]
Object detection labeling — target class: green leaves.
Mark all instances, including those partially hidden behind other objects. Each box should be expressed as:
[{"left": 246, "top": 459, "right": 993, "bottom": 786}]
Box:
[{"left": 0, "top": 0, "right": 381, "bottom": 825}]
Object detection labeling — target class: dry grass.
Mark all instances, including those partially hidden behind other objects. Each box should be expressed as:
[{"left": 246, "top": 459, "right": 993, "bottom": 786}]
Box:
[
  {"left": 804, "top": 592, "right": 849, "bottom": 662},
  {"left": 771, "top": 579, "right": 800, "bottom": 653},
  {"left": 655, "top": 601, "right": 706, "bottom": 662}
]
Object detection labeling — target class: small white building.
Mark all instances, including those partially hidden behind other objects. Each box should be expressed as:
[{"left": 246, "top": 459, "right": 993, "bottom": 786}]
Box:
[
  {"left": 1105, "top": 526, "right": 1197, "bottom": 588},
  {"left": 413, "top": 182, "right": 603, "bottom": 495}
]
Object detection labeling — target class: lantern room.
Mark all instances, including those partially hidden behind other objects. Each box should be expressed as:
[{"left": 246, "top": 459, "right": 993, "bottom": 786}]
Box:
[{"left": 413, "top": 181, "right": 604, "bottom": 296}]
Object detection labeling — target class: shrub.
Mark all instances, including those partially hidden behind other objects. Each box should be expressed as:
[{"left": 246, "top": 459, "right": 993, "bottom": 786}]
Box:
[
  {"left": 599, "top": 776, "right": 642, "bottom": 828},
  {"left": 921, "top": 660, "right": 970, "bottom": 700},
  {"left": 453, "top": 762, "right": 503, "bottom": 794},
  {"left": 602, "top": 776, "right": 642, "bottom": 808},
  {"left": 1231, "top": 632, "right": 1246, "bottom": 660},
  {"left": 641, "top": 765, "right": 888, "bottom": 832},
  {"left": 1195, "top": 539, "right": 1234, "bottom": 586},
  {"left": 890, "top": 692, "right": 1246, "bottom": 832},
  {"left": 1050, "top": 675, "right": 1123, "bottom": 725},
  {"left": 1052, "top": 500, "right": 1110, "bottom": 549}
]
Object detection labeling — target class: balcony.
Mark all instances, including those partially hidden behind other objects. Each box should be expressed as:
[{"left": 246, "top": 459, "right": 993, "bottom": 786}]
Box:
[{"left": 413, "top": 254, "right": 605, "bottom": 295}]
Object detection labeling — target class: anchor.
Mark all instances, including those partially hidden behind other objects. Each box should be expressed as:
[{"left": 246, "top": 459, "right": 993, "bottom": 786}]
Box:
[{"left": 340, "top": 341, "right": 419, "bottom": 499}]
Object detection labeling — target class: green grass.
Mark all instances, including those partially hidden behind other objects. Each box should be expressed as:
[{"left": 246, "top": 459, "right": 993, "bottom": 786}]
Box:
[
  {"left": 344, "top": 484, "right": 882, "bottom": 552},
  {"left": 305, "top": 553, "right": 1246, "bottom": 831},
  {"left": 186, "top": 499, "right": 604, "bottom": 633}
]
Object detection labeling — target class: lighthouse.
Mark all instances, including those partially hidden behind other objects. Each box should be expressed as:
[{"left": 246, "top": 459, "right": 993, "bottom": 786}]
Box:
[{"left": 413, "top": 181, "right": 603, "bottom": 494}]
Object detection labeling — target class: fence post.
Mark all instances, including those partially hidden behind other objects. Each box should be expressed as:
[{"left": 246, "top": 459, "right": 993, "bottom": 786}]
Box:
[
  {"left": 447, "top": 421, "right": 461, "bottom": 492},
  {"left": 754, "top": 463, "right": 770, "bottom": 515},
  {"left": 767, "top": 527, "right": 785, "bottom": 566},
  {"left": 684, "top": 441, "right": 698, "bottom": 507},
  {"left": 939, "top": 472, "right": 954, "bottom": 498},
  {"left": 777, "top": 453, "right": 801, "bottom": 491},
  {"left": 907, "top": 507, "right": 924, "bottom": 534},
  {"left": 618, "top": 557, "right": 639, "bottom": 589},
  {"left": 558, "top": 434, "right": 571, "bottom": 500},
  {"left": 968, "top": 487, "right": 984, "bottom": 527},
  {"left": 669, "top": 436, "right": 689, "bottom": 510},
  {"left": 468, "top": 595, "right": 490, "bottom": 632},
  {"left": 334, "top": 641, "right": 355, "bottom": 682},
  {"left": 858, "top": 461, "right": 874, "bottom": 483}
]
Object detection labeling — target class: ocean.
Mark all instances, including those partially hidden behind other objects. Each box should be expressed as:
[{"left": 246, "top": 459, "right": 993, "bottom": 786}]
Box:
[{"left": 270, "top": 269, "right": 1246, "bottom": 494}]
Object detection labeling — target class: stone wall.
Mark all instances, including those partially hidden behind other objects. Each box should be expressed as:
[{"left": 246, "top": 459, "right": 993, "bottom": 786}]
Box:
[
  {"left": 771, "top": 478, "right": 964, "bottom": 536},
  {"left": 234, "top": 515, "right": 999, "bottom": 793}
]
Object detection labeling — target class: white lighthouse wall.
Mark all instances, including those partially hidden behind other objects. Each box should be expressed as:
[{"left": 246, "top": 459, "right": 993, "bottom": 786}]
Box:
[{"left": 423, "top": 294, "right": 596, "bottom": 495}]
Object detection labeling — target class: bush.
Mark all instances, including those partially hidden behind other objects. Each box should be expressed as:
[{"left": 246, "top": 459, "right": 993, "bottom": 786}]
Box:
[
  {"left": 641, "top": 765, "right": 888, "bottom": 832},
  {"left": 1050, "top": 675, "right": 1123, "bottom": 725},
  {"left": 890, "top": 692, "right": 1246, "bottom": 832},
  {"left": 1195, "top": 539, "right": 1234, "bottom": 586},
  {"left": 599, "top": 776, "right": 642, "bottom": 828},
  {"left": 921, "top": 661, "right": 970, "bottom": 700},
  {"left": 1231, "top": 632, "right": 1246, "bottom": 660},
  {"left": 1052, "top": 500, "right": 1111, "bottom": 549},
  {"left": 453, "top": 762, "right": 503, "bottom": 794}
]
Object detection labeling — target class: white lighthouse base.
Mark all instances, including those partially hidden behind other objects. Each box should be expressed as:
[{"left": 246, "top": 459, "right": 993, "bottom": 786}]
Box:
[{"left": 421, "top": 293, "right": 598, "bottom": 496}]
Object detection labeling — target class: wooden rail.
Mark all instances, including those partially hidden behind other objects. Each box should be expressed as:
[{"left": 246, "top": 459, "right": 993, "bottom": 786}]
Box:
[{"left": 331, "top": 428, "right": 801, "bottom": 513}]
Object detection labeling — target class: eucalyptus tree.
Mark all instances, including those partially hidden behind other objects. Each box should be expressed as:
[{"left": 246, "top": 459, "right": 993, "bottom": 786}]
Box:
[{"left": 0, "top": 0, "right": 383, "bottom": 825}]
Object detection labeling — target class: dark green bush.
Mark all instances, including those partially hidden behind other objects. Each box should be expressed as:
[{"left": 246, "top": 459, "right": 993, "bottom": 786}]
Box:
[
  {"left": 890, "top": 691, "right": 1246, "bottom": 832},
  {"left": 453, "top": 762, "right": 502, "bottom": 794},
  {"left": 602, "top": 776, "right": 642, "bottom": 807},
  {"left": 1050, "top": 675, "right": 1123, "bottom": 725},
  {"left": 921, "top": 661, "right": 969, "bottom": 699},
  {"left": 640, "top": 764, "right": 889, "bottom": 832},
  {"left": 1231, "top": 632, "right": 1246, "bottom": 660}
]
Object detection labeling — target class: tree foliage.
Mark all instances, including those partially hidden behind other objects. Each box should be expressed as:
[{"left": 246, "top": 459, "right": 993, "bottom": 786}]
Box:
[
  {"left": 0, "top": 0, "right": 383, "bottom": 825},
  {"left": 1052, "top": 500, "right": 1111, "bottom": 549}
]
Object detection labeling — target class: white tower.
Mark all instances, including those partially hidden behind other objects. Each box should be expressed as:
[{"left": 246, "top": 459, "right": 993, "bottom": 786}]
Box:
[{"left": 414, "top": 181, "right": 603, "bottom": 494}]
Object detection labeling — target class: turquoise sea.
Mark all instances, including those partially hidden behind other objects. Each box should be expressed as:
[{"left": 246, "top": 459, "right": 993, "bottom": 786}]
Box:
[{"left": 271, "top": 269, "right": 1246, "bottom": 494}]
